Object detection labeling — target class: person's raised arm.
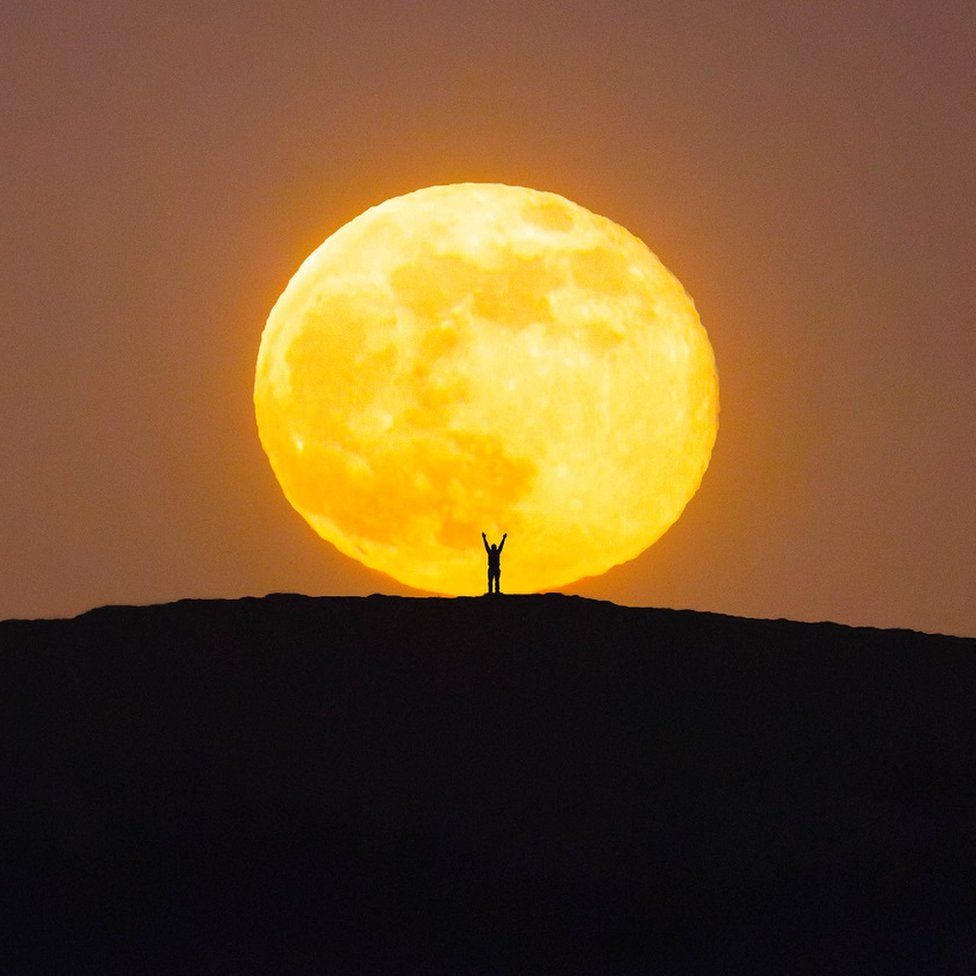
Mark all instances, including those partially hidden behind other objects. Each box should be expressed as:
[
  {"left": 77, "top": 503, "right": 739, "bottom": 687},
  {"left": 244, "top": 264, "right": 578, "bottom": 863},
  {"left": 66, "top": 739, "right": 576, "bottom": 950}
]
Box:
[
  {"left": 482, "top": 532, "right": 489, "bottom": 553},
  {"left": 499, "top": 533, "right": 507, "bottom": 552}
]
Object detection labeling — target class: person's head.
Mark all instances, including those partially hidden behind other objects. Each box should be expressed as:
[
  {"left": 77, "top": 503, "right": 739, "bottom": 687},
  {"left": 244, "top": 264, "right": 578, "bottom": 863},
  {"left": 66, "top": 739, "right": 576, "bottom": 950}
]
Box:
[{"left": 490, "top": 544, "right": 497, "bottom": 552}]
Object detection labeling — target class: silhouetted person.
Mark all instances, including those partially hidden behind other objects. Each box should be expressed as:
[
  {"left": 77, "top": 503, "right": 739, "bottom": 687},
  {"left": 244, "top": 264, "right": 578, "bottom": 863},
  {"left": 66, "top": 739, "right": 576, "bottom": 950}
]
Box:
[{"left": 482, "top": 532, "right": 507, "bottom": 595}]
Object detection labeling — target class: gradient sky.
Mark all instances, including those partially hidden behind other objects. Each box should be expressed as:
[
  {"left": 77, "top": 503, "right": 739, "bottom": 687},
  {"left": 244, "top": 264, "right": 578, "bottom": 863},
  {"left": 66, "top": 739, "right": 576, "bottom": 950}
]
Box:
[{"left": 3, "top": 0, "right": 974, "bottom": 635}]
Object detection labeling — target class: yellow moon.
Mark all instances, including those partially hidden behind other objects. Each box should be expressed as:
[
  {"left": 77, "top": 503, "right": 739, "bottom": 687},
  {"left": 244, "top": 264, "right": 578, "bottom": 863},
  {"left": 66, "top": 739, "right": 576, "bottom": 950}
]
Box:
[{"left": 254, "top": 183, "right": 718, "bottom": 595}]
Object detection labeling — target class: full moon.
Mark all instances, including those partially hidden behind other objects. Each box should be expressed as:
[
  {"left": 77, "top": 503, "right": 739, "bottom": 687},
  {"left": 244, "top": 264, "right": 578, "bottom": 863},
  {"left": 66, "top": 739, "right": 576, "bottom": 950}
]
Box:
[{"left": 255, "top": 183, "right": 718, "bottom": 594}]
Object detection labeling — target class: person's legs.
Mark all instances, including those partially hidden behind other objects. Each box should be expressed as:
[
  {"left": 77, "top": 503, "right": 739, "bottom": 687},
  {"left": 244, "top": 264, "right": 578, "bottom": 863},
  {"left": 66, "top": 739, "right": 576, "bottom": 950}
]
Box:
[{"left": 496, "top": 572, "right": 502, "bottom": 594}]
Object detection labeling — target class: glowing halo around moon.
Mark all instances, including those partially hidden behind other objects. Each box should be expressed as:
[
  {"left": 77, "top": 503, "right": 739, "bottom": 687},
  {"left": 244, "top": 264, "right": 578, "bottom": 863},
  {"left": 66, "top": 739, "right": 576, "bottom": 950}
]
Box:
[{"left": 254, "top": 183, "right": 718, "bottom": 595}]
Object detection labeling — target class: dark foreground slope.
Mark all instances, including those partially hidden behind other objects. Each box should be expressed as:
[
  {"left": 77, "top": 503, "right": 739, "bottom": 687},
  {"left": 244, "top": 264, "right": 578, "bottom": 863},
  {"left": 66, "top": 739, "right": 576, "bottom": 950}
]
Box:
[{"left": 1, "top": 595, "right": 974, "bottom": 975}]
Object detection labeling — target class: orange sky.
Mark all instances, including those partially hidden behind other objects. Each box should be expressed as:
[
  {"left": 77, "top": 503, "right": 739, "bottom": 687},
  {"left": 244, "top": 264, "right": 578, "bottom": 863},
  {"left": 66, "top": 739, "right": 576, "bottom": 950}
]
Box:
[{"left": 3, "top": 0, "right": 974, "bottom": 635}]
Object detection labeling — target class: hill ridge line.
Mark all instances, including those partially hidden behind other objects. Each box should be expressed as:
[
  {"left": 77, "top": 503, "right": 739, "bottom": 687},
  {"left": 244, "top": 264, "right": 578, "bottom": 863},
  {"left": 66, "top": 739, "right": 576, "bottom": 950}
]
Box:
[{"left": 2, "top": 591, "right": 971, "bottom": 644}]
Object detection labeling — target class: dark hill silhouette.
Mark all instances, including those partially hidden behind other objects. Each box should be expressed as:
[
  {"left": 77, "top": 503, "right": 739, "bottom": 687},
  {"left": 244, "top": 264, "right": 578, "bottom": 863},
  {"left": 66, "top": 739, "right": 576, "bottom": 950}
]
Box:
[{"left": 2, "top": 594, "right": 974, "bottom": 975}]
